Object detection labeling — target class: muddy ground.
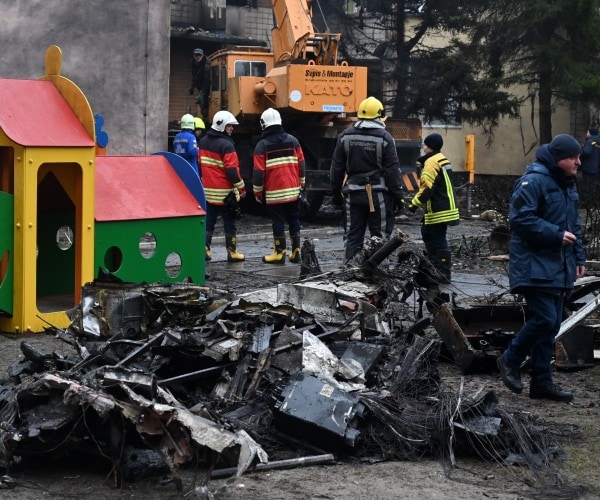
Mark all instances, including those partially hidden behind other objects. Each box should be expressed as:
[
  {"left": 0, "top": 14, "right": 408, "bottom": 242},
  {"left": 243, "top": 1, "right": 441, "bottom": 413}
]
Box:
[{"left": 1, "top": 207, "right": 599, "bottom": 500}]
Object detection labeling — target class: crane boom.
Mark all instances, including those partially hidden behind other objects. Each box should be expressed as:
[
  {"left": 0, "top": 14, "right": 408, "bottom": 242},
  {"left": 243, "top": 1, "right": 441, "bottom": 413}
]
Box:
[{"left": 271, "top": 0, "right": 340, "bottom": 65}]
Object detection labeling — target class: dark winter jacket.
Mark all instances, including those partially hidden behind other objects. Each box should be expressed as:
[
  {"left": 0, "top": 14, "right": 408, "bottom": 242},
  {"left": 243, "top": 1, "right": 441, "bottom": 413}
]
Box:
[
  {"left": 329, "top": 119, "right": 404, "bottom": 198},
  {"left": 190, "top": 58, "right": 210, "bottom": 95},
  {"left": 580, "top": 133, "right": 600, "bottom": 175},
  {"left": 509, "top": 144, "right": 585, "bottom": 293}
]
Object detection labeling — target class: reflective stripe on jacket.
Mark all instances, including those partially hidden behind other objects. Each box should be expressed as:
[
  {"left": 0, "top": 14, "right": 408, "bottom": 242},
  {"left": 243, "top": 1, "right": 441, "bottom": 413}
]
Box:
[
  {"left": 253, "top": 126, "right": 306, "bottom": 204},
  {"left": 199, "top": 129, "right": 245, "bottom": 205},
  {"left": 412, "top": 151, "right": 459, "bottom": 225},
  {"left": 330, "top": 120, "right": 404, "bottom": 198}
]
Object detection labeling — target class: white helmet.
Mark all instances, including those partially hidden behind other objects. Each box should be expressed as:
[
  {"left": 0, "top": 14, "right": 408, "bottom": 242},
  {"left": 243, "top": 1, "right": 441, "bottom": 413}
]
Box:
[
  {"left": 212, "top": 110, "right": 239, "bottom": 132},
  {"left": 180, "top": 113, "right": 195, "bottom": 130},
  {"left": 260, "top": 108, "right": 282, "bottom": 130}
]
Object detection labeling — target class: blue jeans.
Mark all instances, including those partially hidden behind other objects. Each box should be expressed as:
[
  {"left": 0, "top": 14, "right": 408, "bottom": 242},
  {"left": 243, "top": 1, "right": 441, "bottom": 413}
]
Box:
[{"left": 503, "top": 290, "right": 564, "bottom": 387}]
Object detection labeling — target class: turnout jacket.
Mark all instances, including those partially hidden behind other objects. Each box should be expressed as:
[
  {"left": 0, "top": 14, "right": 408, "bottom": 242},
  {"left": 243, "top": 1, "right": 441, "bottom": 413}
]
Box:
[
  {"left": 509, "top": 145, "right": 585, "bottom": 293},
  {"left": 411, "top": 151, "right": 459, "bottom": 225},
  {"left": 330, "top": 119, "right": 404, "bottom": 198},
  {"left": 199, "top": 129, "right": 245, "bottom": 205},
  {"left": 252, "top": 125, "right": 306, "bottom": 204}
]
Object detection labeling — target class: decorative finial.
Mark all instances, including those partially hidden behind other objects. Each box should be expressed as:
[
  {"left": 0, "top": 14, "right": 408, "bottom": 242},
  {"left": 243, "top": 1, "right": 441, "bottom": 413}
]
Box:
[{"left": 45, "top": 45, "right": 62, "bottom": 76}]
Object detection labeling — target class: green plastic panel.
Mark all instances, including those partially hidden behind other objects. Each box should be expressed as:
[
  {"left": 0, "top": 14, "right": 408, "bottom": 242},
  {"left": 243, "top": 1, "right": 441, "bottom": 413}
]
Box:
[
  {"left": 94, "top": 216, "right": 205, "bottom": 284},
  {"left": 0, "top": 191, "right": 14, "bottom": 315}
]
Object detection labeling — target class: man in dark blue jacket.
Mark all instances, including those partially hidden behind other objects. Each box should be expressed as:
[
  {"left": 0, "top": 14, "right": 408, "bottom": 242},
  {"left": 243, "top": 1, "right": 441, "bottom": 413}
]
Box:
[
  {"left": 498, "top": 134, "right": 586, "bottom": 402},
  {"left": 580, "top": 127, "right": 600, "bottom": 184}
]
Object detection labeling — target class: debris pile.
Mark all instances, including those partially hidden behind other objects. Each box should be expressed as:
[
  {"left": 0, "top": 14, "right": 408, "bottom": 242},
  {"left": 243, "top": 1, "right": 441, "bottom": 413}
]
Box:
[{"left": 0, "top": 235, "right": 583, "bottom": 496}]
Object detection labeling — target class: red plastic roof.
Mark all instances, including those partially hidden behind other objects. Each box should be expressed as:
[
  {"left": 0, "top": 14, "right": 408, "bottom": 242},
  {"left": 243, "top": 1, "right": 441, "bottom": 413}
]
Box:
[
  {"left": 0, "top": 78, "right": 94, "bottom": 147},
  {"left": 95, "top": 155, "right": 205, "bottom": 221}
]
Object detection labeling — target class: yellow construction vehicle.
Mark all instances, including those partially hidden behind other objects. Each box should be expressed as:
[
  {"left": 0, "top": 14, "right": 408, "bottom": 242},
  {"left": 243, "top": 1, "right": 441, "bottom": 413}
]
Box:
[{"left": 207, "top": 0, "right": 421, "bottom": 216}]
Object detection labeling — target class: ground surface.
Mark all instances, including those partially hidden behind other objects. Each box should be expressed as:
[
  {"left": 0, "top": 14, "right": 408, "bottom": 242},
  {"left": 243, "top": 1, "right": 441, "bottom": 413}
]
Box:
[{"left": 1, "top": 206, "right": 599, "bottom": 500}]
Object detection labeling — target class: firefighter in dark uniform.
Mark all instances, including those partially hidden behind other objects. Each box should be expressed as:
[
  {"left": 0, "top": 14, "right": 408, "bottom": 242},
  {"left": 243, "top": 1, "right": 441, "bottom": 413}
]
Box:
[{"left": 330, "top": 96, "right": 405, "bottom": 261}]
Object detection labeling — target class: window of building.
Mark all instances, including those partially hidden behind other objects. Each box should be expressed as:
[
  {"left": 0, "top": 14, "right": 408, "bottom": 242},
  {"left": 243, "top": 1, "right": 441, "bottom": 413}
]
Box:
[{"left": 211, "top": 65, "right": 220, "bottom": 92}]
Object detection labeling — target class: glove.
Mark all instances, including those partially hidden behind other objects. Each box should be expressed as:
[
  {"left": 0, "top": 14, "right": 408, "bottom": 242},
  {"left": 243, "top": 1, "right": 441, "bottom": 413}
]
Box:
[
  {"left": 409, "top": 203, "right": 418, "bottom": 213},
  {"left": 255, "top": 192, "right": 264, "bottom": 204},
  {"left": 332, "top": 190, "right": 344, "bottom": 207},
  {"left": 394, "top": 198, "right": 406, "bottom": 212},
  {"left": 224, "top": 191, "right": 242, "bottom": 218}
]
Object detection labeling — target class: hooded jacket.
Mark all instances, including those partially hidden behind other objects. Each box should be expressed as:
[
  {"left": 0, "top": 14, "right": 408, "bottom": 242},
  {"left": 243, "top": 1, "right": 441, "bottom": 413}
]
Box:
[{"left": 509, "top": 144, "right": 585, "bottom": 292}]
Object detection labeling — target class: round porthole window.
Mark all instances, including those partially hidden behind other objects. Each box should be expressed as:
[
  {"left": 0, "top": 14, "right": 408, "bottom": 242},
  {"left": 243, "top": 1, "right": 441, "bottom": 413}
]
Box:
[
  {"left": 165, "top": 252, "right": 181, "bottom": 278},
  {"left": 104, "top": 246, "right": 123, "bottom": 273},
  {"left": 139, "top": 232, "right": 157, "bottom": 259},
  {"left": 56, "top": 226, "right": 74, "bottom": 251}
]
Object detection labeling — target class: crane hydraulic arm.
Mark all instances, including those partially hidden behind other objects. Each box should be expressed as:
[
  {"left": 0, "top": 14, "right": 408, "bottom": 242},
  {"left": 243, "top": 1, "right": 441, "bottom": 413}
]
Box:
[{"left": 271, "top": 0, "right": 340, "bottom": 65}]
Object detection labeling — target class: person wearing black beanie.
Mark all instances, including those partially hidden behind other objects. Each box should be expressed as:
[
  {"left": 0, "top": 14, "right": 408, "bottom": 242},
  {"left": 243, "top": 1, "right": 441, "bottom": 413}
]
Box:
[
  {"left": 580, "top": 128, "right": 600, "bottom": 181},
  {"left": 423, "top": 133, "right": 443, "bottom": 151},
  {"left": 498, "top": 134, "right": 584, "bottom": 403},
  {"left": 548, "top": 134, "right": 582, "bottom": 162},
  {"left": 407, "top": 132, "right": 459, "bottom": 283}
]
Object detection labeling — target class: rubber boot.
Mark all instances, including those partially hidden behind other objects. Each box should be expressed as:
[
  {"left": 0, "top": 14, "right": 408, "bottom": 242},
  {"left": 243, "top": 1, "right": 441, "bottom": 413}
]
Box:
[
  {"left": 437, "top": 250, "right": 452, "bottom": 284},
  {"left": 205, "top": 231, "right": 213, "bottom": 262},
  {"left": 289, "top": 234, "right": 301, "bottom": 263},
  {"left": 226, "top": 234, "right": 245, "bottom": 262},
  {"left": 263, "top": 236, "right": 286, "bottom": 264}
]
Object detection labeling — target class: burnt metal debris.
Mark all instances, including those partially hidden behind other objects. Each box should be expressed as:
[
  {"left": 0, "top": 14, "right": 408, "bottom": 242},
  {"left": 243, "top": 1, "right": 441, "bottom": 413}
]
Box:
[{"left": 0, "top": 230, "right": 594, "bottom": 497}]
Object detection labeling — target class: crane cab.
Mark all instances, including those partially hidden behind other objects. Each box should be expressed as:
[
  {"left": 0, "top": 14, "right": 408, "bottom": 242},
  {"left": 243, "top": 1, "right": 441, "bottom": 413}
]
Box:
[{"left": 208, "top": 47, "right": 274, "bottom": 128}]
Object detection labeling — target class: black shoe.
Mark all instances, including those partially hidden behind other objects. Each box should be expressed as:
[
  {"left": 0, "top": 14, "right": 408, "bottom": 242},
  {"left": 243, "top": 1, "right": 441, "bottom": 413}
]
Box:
[
  {"left": 529, "top": 384, "right": 573, "bottom": 402},
  {"left": 497, "top": 355, "right": 523, "bottom": 394}
]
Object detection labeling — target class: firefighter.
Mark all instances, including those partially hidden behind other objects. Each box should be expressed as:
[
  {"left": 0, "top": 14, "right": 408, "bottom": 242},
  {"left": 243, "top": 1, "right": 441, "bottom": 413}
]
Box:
[
  {"left": 198, "top": 110, "right": 246, "bottom": 262},
  {"left": 253, "top": 108, "right": 306, "bottom": 264},
  {"left": 330, "top": 96, "right": 405, "bottom": 261},
  {"left": 194, "top": 116, "right": 206, "bottom": 140},
  {"left": 172, "top": 113, "right": 199, "bottom": 176}
]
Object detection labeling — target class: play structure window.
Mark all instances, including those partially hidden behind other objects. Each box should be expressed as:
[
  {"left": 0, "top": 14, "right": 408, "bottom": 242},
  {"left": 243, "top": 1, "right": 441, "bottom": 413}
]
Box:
[
  {"left": 139, "top": 232, "right": 157, "bottom": 259},
  {"left": 165, "top": 252, "right": 181, "bottom": 278},
  {"left": 56, "top": 225, "right": 74, "bottom": 251}
]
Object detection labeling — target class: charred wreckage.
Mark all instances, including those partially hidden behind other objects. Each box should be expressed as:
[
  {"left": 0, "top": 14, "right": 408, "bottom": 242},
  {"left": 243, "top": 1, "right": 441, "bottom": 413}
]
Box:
[{"left": 0, "top": 231, "right": 594, "bottom": 497}]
